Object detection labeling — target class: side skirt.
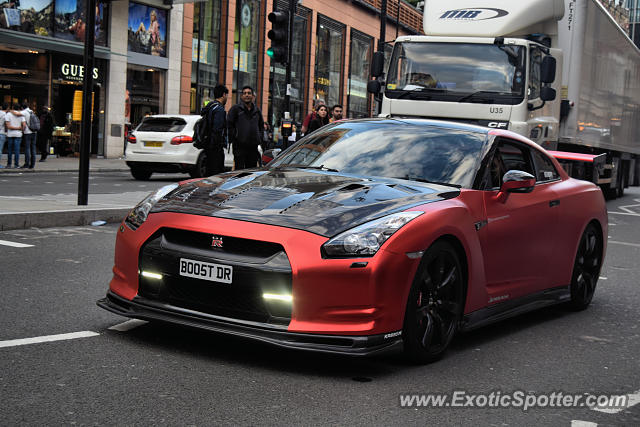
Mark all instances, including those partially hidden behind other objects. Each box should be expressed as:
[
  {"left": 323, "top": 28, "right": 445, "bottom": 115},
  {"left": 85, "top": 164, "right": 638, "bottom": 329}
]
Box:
[{"left": 460, "top": 286, "right": 571, "bottom": 332}]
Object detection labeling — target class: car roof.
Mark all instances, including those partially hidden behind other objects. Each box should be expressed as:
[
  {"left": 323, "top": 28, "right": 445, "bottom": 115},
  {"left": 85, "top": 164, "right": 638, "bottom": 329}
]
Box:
[{"left": 142, "top": 114, "right": 199, "bottom": 121}]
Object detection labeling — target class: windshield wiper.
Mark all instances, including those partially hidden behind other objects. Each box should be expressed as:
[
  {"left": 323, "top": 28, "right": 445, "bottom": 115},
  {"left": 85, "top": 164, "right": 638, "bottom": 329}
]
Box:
[
  {"left": 392, "top": 87, "right": 448, "bottom": 100},
  {"left": 275, "top": 164, "right": 340, "bottom": 172},
  {"left": 393, "top": 176, "right": 461, "bottom": 189},
  {"left": 457, "top": 91, "right": 521, "bottom": 103}
]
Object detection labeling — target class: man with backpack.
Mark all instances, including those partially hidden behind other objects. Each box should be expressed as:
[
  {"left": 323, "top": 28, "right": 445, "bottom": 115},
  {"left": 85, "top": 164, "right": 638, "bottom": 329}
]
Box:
[
  {"left": 37, "top": 105, "right": 54, "bottom": 162},
  {"left": 21, "top": 103, "right": 39, "bottom": 169},
  {"left": 194, "top": 84, "right": 228, "bottom": 176},
  {"left": 227, "top": 86, "right": 264, "bottom": 170}
]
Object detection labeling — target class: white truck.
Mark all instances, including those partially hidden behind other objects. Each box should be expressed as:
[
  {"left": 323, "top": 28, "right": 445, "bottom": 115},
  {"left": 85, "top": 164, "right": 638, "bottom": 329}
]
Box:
[{"left": 368, "top": 0, "right": 640, "bottom": 197}]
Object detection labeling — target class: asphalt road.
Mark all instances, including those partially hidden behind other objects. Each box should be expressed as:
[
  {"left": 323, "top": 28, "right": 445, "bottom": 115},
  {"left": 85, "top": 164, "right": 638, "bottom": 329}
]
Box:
[
  {"left": 0, "top": 172, "right": 186, "bottom": 197},
  {"left": 0, "top": 189, "right": 639, "bottom": 425}
]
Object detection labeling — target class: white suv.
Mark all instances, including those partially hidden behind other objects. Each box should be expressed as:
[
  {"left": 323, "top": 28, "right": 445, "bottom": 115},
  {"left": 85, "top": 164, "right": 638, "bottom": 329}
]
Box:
[{"left": 125, "top": 114, "right": 232, "bottom": 180}]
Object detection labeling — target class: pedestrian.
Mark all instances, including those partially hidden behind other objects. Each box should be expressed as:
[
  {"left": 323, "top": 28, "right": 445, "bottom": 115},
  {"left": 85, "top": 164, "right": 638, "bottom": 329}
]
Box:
[
  {"left": 227, "top": 86, "right": 264, "bottom": 170},
  {"left": 330, "top": 104, "right": 343, "bottom": 122},
  {"left": 301, "top": 98, "right": 325, "bottom": 136},
  {"left": 4, "top": 104, "right": 25, "bottom": 169},
  {"left": 21, "top": 103, "right": 37, "bottom": 169},
  {"left": 202, "top": 84, "right": 229, "bottom": 176},
  {"left": 262, "top": 122, "right": 273, "bottom": 150},
  {"left": 307, "top": 105, "right": 330, "bottom": 134},
  {"left": 0, "top": 103, "right": 6, "bottom": 168},
  {"left": 38, "top": 105, "right": 54, "bottom": 162}
]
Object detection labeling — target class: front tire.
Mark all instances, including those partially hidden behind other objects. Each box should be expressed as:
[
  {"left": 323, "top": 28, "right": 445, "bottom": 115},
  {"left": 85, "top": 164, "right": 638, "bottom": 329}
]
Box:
[
  {"left": 402, "top": 240, "right": 465, "bottom": 364},
  {"left": 567, "top": 223, "right": 603, "bottom": 311}
]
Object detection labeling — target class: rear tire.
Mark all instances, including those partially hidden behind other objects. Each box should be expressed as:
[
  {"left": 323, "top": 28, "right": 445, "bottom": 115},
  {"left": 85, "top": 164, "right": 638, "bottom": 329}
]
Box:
[
  {"left": 189, "top": 152, "right": 208, "bottom": 178},
  {"left": 130, "top": 168, "right": 152, "bottom": 181},
  {"left": 567, "top": 223, "right": 602, "bottom": 311},
  {"left": 402, "top": 240, "right": 464, "bottom": 364}
]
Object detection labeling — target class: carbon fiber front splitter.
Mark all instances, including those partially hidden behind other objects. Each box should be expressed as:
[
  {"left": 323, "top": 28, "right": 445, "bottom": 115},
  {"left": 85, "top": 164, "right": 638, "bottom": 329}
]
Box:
[{"left": 97, "top": 291, "right": 403, "bottom": 356}]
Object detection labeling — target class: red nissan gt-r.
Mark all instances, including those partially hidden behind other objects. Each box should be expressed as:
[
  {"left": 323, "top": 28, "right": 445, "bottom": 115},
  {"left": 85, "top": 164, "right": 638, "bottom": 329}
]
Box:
[{"left": 98, "top": 119, "right": 607, "bottom": 363}]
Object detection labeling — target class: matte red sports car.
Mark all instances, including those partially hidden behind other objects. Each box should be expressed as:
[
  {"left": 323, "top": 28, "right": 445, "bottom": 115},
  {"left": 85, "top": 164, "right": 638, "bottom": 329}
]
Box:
[{"left": 98, "top": 119, "right": 607, "bottom": 363}]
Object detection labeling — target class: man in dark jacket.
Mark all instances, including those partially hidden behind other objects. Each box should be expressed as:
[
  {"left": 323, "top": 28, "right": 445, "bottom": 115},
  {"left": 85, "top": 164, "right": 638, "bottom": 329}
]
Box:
[
  {"left": 203, "top": 84, "right": 228, "bottom": 175},
  {"left": 227, "top": 86, "right": 264, "bottom": 169},
  {"left": 38, "top": 106, "right": 54, "bottom": 162}
]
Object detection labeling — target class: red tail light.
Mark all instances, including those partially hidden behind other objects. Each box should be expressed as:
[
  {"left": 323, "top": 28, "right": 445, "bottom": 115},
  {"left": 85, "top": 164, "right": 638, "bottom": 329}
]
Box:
[
  {"left": 171, "top": 135, "right": 193, "bottom": 145},
  {"left": 128, "top": 134, "right": 137, "bottom": 144}
]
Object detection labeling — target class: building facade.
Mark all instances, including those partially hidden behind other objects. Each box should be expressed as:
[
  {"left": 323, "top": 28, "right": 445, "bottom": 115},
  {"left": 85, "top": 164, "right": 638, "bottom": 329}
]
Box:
[{"left": 0, "top": 0, "right": 420, "bottom": 158}]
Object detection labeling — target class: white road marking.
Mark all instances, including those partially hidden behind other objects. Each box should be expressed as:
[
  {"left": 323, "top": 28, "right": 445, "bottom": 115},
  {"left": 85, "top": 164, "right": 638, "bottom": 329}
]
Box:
[
  {"left": 571, "top": 421, "right": 597, "bottom": 427},
  {"left": 609, "top": 240, "right": 640, "bottom": 248},
  {"left": 599, "top": 277, "right": 607, "bottom": 280},
  {"left": 590, "top": 390, "right": 640, "bottom": 414},
  {"left": 0, "top": 239, "right": 34, "bottom": 248},
  {"left": 0, "top": 331, "right": 99, "bottom": 348},
  {"left": 608, "top": 211, "right": 640, "bottom": 217},
  {"left": 108, "top": 319, "right": 148, "bottom": 332},
  {"left": 45, "top": 182, "right": 54, "bottom": 184}
]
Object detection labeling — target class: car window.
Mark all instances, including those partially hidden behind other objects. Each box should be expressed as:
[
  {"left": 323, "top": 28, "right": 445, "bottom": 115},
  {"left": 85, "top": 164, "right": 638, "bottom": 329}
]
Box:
[
  {"left": 531, "top": 149, "right": 560, "bottom": 182},
  {"left": 137, "top": 118, "right": 187, "bottom": 132},
  {"left": 485, "top": 139, "right": 535, "bottom": 189}
]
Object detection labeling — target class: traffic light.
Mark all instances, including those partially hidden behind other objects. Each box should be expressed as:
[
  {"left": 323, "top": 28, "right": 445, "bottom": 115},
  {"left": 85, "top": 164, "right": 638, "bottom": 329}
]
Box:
[{"left": 267, "top": 11, "right": 289, "bottom": 64}]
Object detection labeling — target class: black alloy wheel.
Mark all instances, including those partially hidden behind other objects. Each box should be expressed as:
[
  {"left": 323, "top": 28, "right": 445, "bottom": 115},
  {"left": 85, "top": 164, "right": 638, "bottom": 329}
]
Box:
[
  {"left": 403, "top": 240, "right": 465, "bottom": 364},
  {"left": 568, "top": 223, "right": 602, "bottom": 311},
  {"left": 130, "top": 167, "right": 152, "bottom": 181},
  {"left": 189, "top": 152, "right": 208, "bottom": 178}
]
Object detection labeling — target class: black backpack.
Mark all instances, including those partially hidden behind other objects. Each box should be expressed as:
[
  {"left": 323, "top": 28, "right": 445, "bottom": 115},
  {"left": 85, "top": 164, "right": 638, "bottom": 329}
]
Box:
[{"left": 193, "top": 102, "right": 219, "bottom": 149}]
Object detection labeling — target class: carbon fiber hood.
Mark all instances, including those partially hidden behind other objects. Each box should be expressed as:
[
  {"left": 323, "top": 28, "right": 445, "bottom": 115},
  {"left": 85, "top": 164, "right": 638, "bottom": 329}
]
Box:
[{"left": 151, "top": 168, "right": 459, "bottom": 237}]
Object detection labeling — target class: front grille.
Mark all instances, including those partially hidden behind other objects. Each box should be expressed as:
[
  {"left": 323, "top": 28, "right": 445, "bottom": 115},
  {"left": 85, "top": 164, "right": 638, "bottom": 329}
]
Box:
[{"left": 139, "top": 229, "right": 292, "bottom": 324}]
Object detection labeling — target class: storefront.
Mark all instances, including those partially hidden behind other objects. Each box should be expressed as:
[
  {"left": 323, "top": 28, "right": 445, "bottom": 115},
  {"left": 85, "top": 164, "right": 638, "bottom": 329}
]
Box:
[
  {"left": 0, "top": 0, "right": 110, "bottom": 156},
  {"left": 191, "top": 0, "right": 222, "bottom": 113}
]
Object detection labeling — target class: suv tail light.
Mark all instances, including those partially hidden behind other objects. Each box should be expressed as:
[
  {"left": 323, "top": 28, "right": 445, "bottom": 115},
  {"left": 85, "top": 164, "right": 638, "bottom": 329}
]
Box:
[
  {"left": 170, "top": 135, "right": 193, "bottom": 145},
  {"left": 128, "top": 134, "right": 137, "bottom": 144}
]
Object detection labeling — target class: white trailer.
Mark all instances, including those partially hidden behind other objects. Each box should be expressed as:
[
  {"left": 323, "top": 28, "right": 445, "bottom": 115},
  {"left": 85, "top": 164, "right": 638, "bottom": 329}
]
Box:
[{"left": 369, "top": 0, "right": 640, "bottom": 197}]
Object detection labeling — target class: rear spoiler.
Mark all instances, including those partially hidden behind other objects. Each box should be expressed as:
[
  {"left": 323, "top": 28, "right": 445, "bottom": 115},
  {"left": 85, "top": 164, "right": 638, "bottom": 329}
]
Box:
[
  {"left": 547, "top": 151, "right": 606, "bottom": 164},
  {"left": 547, "top": 151, "right": 607, "bottom": 183}
]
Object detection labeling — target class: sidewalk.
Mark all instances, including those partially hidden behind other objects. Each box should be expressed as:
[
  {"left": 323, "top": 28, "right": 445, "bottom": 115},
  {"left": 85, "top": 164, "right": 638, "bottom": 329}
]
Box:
[{"left": 0, "top": 155, "right": 142, "bottom": 231}]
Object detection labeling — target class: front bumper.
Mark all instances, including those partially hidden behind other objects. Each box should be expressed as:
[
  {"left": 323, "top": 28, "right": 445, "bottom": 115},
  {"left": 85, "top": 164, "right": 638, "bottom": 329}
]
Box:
[{"left": 98, "top": 291, "right": 403, "bottom": 356}]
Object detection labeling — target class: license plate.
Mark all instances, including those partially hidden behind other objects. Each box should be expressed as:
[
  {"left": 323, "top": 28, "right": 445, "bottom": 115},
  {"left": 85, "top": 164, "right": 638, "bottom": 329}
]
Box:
[
  {"left": 179, "top": 258, "right": 232, "bottom": 284},
  {"left": 144, "top": 141, "right": 163, "bottom": 147}
]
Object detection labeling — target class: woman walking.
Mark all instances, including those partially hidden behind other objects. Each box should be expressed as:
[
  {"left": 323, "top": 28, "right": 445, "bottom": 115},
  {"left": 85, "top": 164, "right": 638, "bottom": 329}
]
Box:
[{"left": 307, "top": 105, "right": 330, "bottom": 134}]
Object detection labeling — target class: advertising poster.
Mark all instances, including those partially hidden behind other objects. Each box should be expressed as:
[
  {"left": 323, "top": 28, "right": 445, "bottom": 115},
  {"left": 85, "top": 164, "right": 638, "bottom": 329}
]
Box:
[
  {"left": 128, "top": 2, "right": 166, "bottom": 57},
  {"left": 0, "top": 0, "right": 53, "bottom": 35},
  {"left": 54, "top": 0, "right": 107, "bottom": 45}
]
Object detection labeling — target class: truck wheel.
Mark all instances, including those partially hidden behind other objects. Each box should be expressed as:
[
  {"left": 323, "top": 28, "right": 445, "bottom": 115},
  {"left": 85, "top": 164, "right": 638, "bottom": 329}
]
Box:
[
  {"left": 189, "top": 152, "right": 208, "bottom": 178},
  {"left": 130, "top": 168, "right": 152, "bottom": 181}
]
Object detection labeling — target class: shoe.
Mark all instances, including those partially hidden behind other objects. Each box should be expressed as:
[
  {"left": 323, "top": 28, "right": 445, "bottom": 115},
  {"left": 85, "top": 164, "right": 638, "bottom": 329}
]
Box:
[
  {"left": 39, "top": 159, "right": 46, "bottom": 162},
  {"left": 28, "top": 166, "right": 34, "bottom": 169},
  {"left": 20, "top": 165, "right": 28, "bottom": 169}
]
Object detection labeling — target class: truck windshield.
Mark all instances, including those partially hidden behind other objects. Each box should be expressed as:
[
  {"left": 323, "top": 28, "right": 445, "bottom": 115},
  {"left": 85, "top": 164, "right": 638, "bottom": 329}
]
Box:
[{"left": 386, "top": 42, "right": 525, "bottom": 104}]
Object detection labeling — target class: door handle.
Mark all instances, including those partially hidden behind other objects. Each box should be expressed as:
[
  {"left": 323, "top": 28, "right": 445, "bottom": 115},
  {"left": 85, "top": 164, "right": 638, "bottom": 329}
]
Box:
[{"left": 549, "top": 200, "right": 560, "bottom": 207}]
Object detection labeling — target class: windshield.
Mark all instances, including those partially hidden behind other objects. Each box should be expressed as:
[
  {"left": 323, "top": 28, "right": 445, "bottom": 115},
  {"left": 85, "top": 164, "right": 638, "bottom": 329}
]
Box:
[
  {"left": 269, "top": 121, "right": 487, "bottom": 188},
  {"left": 386, "top": 42, "right": 525, "bottom": 104}
]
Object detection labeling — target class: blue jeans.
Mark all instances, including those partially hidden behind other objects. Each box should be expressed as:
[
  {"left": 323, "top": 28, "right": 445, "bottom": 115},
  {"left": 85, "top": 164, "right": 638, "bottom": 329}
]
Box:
[
  {"left": 7, "top": 136, "right": 21, "bottom": 167},
  {"left": 23, "top": 133, "right": 37, "bottom": 168},
  {"left": 0, "top": 134, "right": 5, "bottom": 166}
]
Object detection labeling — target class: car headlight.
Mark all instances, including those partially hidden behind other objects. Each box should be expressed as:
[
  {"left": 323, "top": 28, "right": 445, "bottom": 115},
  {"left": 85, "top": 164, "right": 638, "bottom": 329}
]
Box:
[
  {"left": 125, "top": 183, "right": 179, "bottom": 229},
  {"left": 322, "top": 211, "right": 424, "bottom": 257}
]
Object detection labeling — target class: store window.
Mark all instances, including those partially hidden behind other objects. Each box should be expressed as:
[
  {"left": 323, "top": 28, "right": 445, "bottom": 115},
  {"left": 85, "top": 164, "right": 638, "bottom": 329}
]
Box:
[
  {"left": 348, "top": 30, "right": 372, "bottom": 118},
  {"left": 126, "top": 64, "right": 166, "bottom": 128},
  {"left": 233, "top": 0, "right": 262, "bottom": 103},
  {"left": 314, "top": 15, "right": 345, "bottom": 108},
  {"left": 268, "top": 2, "right": 309, "bottom": 128},
  {"left": 0, "top": 1, "right": 108, "bottom": 46},
  {"left": 128, "top": 2, "right": 167, "bottom": 57},
  {"left": 191, "top": 0, "right": 222, "bottom": 113},
  {"left": 0, "top": 48, "right": 106, "bottom": 155}
]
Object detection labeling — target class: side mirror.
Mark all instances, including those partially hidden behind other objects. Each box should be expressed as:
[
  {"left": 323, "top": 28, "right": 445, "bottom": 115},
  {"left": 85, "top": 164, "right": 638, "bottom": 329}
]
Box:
[
  {"left": 496, "top": 170, "right": 536, "bottom": 202},
  {"left": 367, "top": 79, "right": 381, "bottom": 94},
  {"left": 540, "top": 86, "right": 556, "bottom": 101},
  {"left": 371, "top": 51, "right": 385, "bottom": 78},
  {"left": 541, "top": 56, "right": 556, "bottom": 84}
]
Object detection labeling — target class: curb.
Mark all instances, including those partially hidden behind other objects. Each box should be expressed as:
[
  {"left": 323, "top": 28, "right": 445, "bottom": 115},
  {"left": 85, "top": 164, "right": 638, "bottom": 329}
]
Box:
[
  {"left": 0, "top": 168, "right": 130, "bottom": 174},
  {"left": 0, "top": 208, "right": 130, "bottom": 231}
]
